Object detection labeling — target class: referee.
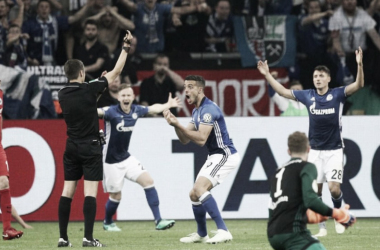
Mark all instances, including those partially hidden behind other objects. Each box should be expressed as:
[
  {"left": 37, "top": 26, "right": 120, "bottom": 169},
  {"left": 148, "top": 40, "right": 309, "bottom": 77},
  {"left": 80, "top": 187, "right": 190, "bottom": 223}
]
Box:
[{"left": 57, "top": 31, "right": 133, "bottom": 248}]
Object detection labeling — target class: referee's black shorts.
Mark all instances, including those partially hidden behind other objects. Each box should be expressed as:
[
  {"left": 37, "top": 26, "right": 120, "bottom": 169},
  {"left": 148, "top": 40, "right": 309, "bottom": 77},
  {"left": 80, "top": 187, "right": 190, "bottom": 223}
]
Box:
[{"left": 63, "top": 138, "right": 103, "bottom": 181}]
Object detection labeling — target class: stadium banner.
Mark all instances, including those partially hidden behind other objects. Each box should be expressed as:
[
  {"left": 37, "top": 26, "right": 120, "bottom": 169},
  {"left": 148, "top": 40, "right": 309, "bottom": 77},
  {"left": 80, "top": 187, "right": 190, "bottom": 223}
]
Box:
[
  {"left": 136, "top": 68, "right": 289, "bottom": 117},
  {"left": 233, "top": 15, "right": 297, "bottom": 68},
  {"left": 2, "top": 117, "right": 380, "bottom": 221}
]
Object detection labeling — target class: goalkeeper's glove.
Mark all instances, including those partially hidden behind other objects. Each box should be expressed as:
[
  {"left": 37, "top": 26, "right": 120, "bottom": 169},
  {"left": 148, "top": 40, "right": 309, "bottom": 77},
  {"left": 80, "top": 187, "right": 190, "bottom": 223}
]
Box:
[{"left": 332, "top": 204, "right": 356, "bottom": 228}]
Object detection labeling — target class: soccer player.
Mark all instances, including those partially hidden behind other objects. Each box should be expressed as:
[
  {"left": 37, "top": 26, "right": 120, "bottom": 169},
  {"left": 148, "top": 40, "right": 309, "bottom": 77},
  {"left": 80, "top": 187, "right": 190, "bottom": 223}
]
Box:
[
  {"left": 163, "top": 75, "right": 240, "bottom": 244},
  {"left": 0, "top": 80, "right": 24, "bottom": 240},
  {"left": 57, "top": 31, "right": 133, "bottom": 247},
  {"left": 97, "top": 84, "right": 180, "bottom": 231},
  {"left": 258, "top": 47, "right": 364, "bottom": 237},
  {"left": 268, "top": 131, "right": 356, "bottom": 250}
]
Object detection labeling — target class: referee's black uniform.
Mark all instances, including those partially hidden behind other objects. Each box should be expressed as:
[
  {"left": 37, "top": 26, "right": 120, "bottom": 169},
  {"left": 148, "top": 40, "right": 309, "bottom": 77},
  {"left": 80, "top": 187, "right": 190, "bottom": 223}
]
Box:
[{"left": 58, "top": 76, "right": 108, "bottom": 181}]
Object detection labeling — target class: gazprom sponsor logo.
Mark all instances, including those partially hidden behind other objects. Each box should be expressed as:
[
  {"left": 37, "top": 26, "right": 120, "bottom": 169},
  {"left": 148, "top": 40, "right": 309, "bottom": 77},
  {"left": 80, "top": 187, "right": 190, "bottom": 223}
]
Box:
[{"left": 310, "top": 106, "right": 335, "bottom": 115}]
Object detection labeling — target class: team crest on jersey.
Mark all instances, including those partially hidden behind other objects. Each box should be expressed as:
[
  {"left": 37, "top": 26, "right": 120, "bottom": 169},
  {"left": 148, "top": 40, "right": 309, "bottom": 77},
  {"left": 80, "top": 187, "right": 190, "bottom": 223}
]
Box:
[
  {"left": 326, "top": 94, "right": 333, "bottom": 101},
  {"left": 203, "top": 113, "right": 212, "bottom": 123},
  {"left": 132, "top": 113, "right": 138, "bottom": 119}
]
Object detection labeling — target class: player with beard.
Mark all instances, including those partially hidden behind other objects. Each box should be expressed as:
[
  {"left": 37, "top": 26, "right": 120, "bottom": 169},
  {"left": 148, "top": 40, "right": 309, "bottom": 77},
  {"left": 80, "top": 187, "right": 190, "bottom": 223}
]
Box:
[
  {"left": 73, "top": 19, "right": 109, "bottom": 81},
  {"left": 164, "top": 75, "right": 240, "bottom": 244},
  {"left": 98, "top": 84, "right": 181, "bottom": 231},
  {"left": 139, "top": 54, "right": 184, "bottom": 116}
]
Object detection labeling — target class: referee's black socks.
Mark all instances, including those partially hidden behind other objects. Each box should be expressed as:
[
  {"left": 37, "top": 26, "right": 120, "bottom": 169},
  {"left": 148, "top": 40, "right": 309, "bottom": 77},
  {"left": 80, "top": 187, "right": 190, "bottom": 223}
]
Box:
[
  {"left": 83, "top": 196, "right": 97, "bottom": 241},
  {"left": 58, "top": 196, "right": 72, "bottom": 241}
]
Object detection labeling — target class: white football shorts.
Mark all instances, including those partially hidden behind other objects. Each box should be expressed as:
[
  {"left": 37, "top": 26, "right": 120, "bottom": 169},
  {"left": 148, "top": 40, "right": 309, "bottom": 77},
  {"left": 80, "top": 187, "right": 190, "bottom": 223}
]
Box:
[
  {"left": 308, "top": 148, "right": 344, "bottom": 184},
  {"left": 102, "top": 155, "right": 147, "bottom": 193},
  {"left": 197, "top": 153, "right": 240, "bottom": 187}
]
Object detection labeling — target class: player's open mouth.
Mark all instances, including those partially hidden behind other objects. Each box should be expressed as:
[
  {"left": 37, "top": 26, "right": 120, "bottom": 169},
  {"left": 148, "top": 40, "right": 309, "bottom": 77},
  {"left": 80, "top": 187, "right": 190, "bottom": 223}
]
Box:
[
  {"left": 124, "top": 102, "right": 130, "bottom": 105},
  {"left": 185, "top": 95, "right": 190, "bottom": 99}
]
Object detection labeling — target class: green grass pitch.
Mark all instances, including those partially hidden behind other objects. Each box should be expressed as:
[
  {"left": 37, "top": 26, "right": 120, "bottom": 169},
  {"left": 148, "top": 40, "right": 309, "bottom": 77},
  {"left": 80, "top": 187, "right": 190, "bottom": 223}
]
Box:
[{"left": 1, "top": 219, "right": 379, "bottom": 249}]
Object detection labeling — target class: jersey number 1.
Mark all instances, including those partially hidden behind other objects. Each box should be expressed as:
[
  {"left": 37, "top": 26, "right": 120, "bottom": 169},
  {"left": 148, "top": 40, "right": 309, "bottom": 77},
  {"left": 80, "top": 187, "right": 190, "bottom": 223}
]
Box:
[{"left": 274, "top": 168, "right": 285, "bottom": 198}]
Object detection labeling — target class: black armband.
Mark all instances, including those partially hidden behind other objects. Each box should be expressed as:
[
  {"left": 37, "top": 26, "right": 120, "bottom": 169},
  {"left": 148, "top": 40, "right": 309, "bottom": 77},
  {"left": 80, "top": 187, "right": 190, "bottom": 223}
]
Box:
[{"left": 123, "top": 46, "right": 130, "bottom": 53}]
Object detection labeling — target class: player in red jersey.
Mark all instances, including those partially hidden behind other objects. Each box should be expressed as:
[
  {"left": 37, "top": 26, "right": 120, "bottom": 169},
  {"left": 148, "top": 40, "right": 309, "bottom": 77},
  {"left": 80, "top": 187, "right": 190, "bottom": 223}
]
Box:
[{"left": 0, "top": 80, "right": 24, "bottom": 240}]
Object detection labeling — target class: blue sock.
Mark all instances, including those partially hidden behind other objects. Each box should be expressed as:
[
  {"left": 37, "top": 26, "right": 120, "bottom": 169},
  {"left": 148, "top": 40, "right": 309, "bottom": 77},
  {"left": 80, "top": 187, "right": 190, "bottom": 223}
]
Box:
[
  {"left": 144, "top": 187, "right": 161, "bottom": 223},
  {"left": 192, "top": 202, "right": 207, "bottom": 237},
  {"left": 200, "top": 192, "right": 227, "bottom": 231},
  {"left": 332, "top": 192, "right": 343, "bottom": 208},
  {"left": 104, "top": 198, "right": 119, "bottom": 225}
]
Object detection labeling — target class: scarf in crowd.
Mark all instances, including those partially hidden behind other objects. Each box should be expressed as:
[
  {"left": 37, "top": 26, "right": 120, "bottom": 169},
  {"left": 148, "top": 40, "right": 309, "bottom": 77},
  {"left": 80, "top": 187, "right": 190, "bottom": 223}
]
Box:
[
  {"left": 37, "top": 15, "right": 57, "bottom": 65},
  {"left": 145, "top": 5, "right": 159, "bottom": 44}
]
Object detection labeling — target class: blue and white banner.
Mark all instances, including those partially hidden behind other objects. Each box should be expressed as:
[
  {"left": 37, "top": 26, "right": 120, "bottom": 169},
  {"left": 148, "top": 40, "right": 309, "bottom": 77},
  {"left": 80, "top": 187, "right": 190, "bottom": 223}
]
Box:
[{"left": 234, "top": 15, "right": 297, "bottom": 68}]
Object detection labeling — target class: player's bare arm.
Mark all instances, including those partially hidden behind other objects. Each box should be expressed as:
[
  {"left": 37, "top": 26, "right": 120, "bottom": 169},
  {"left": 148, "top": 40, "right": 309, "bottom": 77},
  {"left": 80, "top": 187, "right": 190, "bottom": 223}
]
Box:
[
  {"left": 104, "top": 31, "right": 133, "bottom": 84},
  {"left": 165, "top": 108, "right": 212, "bottom": 146},
  {"left": 345, "top": 47, "right": 364, "bottom": 96},
  {"left": 257, "top": 60, "right": 295, "bottom": 100},
  {"left": 164, "top": 109, "right": 191, "bottom": 144},
  {"left": 148, "top": 93, "right": 182, "bottom": 115}
]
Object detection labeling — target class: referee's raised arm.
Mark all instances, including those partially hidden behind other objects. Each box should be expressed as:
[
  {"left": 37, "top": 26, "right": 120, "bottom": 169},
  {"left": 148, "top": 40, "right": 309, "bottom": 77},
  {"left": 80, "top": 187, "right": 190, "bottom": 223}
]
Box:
[{"left": 103, "top": 30, "right": 134, "bottom": 85}]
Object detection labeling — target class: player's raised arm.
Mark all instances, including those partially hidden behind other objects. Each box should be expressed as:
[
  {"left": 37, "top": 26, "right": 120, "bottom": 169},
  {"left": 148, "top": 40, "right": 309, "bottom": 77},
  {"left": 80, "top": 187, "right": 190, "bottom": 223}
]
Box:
[
  {"left": 345, "top": 47, "right": 364, "bottom": 96},
  {"left": 257, "top": 60, "right": 295, "bottom": 100},
  {"left": 147, "top": 93, "right": 182, "bottom": 115}
]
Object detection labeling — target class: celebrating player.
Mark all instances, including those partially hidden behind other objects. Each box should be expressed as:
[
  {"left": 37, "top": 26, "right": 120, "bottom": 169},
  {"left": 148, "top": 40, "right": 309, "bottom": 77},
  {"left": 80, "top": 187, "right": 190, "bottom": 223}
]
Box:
[
  {"left": 164, "top": 75, "right": 240, "bottom": 244},
  {"left": 268, "top": 131, "right": 356, "bottom": 250},
  {"left": 98, "top": 84, "right": 180, "bottom": 231},
  {"left": 0, "top": 80, "right": 24, "bottom": 240},
  {"left": 258, "top": 47, "right": 364, "bottom": 237}
]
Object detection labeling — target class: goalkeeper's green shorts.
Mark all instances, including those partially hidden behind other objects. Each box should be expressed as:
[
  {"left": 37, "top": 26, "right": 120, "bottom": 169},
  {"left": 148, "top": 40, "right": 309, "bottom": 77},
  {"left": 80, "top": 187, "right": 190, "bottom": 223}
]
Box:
[{"left": 268, "top": 231, "right": 327, "bottom": 250}]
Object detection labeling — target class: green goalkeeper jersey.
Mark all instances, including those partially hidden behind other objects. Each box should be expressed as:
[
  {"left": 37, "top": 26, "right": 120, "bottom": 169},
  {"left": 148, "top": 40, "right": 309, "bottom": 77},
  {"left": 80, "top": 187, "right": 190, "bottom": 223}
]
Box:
[{"left": 267, "top": 158, "right": 333, "bottom": 237}]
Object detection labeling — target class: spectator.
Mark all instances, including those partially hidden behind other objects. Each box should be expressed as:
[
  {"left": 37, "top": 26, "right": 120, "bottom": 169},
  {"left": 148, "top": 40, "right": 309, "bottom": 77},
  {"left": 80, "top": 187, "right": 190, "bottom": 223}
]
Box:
[
  {"left": 22, "top": 0, "right": 89, "bottom": 66},
  {"left": 139, "top": 54, "right": 184, "bottom": 116},
  {"left": 88, "top": 5, "right": 135, "bottom": 57},
  {"left": 9, "top": 0, "right": 36, "bottom": 22},
  {"left": 205, "top": 0, "right": 234, "bottom": 52},
  {"left": 297, "top": 0, "right": 336, "bottom": 89},
  {"left": 73, "top": 19, "right": 109, "bottom": 81},
  {"left": 97, "top": 74, "right": 121, "bottom": 108},
  {"left": 366, "top": 0, "right": 380, "bottom": 92},
  {"left": 168, "top": 0, "right": 210, "bottom": 52},
  {"left": 4, "top": 23, "right": 28, "bottom": 70},
  {"left": 231, "top": 0, "right": 265, "bottom": 16},
  {"left": 329, "top": 0, "right": 380, "bottom": 85},
  {"left": 0, "top": 0, "right": 24, "bottom": 64},
  {"left": 120, "top": 0, "right": 204, "bottom": 53}
]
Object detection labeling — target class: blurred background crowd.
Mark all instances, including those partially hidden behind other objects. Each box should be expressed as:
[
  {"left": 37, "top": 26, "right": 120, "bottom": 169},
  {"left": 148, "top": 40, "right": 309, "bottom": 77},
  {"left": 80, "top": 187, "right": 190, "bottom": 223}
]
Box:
[{"left": 0, "top": 0, "right": 379, "bottom": 118}]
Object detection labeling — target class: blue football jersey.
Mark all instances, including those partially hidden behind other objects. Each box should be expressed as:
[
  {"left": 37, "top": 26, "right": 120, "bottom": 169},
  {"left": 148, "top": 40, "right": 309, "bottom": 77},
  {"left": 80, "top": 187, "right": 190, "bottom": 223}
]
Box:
[
  {"left": 191, "top": 97, "right": 237, "bottom": 155},
  {"left": 292, "top": 87, "right": 347, "bottom": 150},
  {"left": 102, "top": 104, "right": 148, "bottom": 163}
]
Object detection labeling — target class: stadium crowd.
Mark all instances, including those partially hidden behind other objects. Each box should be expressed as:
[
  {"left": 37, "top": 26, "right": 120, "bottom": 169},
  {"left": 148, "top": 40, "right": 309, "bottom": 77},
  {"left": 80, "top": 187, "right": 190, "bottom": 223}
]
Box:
[{"left": 0, "top": 0, "right": 379, "bottom": 118}]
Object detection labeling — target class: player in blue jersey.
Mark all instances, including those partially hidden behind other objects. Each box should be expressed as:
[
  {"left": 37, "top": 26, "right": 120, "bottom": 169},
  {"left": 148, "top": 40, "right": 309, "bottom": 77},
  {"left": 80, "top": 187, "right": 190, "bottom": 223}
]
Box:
[
  {"left": 163, "top": 75, "right": 240, "bottom": 244},
  {"left": 97, "top": 84, "right": 180, "bottom": 232},
  {"left": 257, "top": 47, "right": 364, "bottom": 237}
]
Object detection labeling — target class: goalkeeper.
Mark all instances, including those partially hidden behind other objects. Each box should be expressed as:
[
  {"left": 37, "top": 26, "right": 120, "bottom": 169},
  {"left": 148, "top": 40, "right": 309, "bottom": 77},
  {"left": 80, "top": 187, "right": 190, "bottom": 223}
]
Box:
[{"left": 267, "top": 131, "right": 355, "bottom": 250}]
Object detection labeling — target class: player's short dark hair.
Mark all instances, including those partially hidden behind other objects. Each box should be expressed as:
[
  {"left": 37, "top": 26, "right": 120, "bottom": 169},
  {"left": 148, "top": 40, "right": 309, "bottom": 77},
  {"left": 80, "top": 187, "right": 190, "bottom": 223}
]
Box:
[
  {"left": 84, "top": 19, "right": 98, "bottom": 28},
  {"left": 288, "top": 131, "right": 309, "bottom": 154},
  {"left": 185, "top": 75, "right": 206, "bottom": 87},
  {"left": 314, "top": 65, "right": 330, "bottom": 76},
  {"left": 118, "top": 83, "right": 132, "bottom": 92},
  {"left": 64, "top": 59, "right": 84, "bottom": 80}
]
